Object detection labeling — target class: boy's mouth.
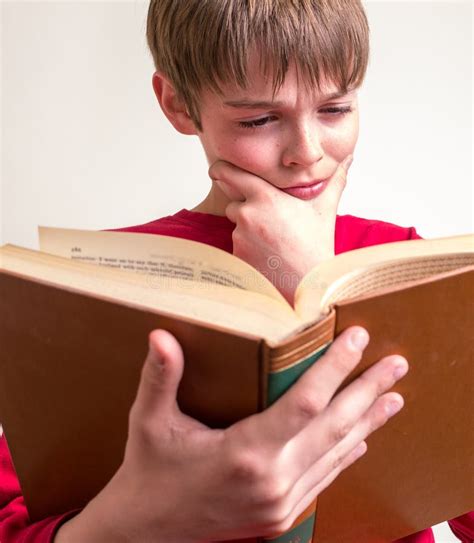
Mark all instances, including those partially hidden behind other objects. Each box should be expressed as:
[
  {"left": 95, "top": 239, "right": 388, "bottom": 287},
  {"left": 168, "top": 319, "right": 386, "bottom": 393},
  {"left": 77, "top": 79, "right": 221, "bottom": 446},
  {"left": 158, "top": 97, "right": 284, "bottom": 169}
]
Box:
[{"left": 280, "top": 179, "right": 327, "bottom": 200}]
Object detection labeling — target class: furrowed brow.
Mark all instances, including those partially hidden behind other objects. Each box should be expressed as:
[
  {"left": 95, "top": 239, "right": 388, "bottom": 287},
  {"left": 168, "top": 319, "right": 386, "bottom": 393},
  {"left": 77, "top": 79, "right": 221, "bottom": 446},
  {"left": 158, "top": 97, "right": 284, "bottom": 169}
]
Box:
[{"left": 224, "top": 90, "right": 350, "bottom": 109}]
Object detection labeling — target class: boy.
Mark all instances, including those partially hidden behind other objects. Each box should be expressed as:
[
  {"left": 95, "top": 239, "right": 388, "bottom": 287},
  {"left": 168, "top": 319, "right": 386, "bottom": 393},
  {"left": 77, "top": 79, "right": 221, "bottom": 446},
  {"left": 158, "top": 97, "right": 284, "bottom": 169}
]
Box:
[{"left": 0, "top": 1, "right": 472, "bottom": 542}]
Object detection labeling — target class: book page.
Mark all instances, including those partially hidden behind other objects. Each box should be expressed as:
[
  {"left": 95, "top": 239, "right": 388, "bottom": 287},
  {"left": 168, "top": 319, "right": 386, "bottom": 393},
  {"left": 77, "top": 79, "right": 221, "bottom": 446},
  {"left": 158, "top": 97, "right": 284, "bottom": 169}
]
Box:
[
  {"left": 295, "top": 234, "right": 474, "bottom": 322},
  {"left": 1, "top": 244, "right": 303, "bottom": 343},
  {"left": 39, "top": 226, "right": 289, "bottom": 307}
]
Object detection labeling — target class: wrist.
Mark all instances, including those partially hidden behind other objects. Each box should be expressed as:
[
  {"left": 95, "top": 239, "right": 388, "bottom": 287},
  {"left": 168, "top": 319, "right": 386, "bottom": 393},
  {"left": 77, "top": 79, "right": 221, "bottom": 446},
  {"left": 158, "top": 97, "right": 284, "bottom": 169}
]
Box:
[
  {"left": 53, "top": 469, "right": 136, "bottom": 543},
  {"left": 53, "top": 467, "right": 198, "bottom": 543},
  {"left": 53, "top": 497, "right": 127, "bottom": 543}
]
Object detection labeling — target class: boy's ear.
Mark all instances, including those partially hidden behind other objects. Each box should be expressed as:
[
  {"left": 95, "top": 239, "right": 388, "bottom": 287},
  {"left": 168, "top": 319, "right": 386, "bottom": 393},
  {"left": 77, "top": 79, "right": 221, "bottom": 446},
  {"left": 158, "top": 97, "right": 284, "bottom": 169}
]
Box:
[{"left": 152, "top": 72, "right": 198, "bottom": 135}]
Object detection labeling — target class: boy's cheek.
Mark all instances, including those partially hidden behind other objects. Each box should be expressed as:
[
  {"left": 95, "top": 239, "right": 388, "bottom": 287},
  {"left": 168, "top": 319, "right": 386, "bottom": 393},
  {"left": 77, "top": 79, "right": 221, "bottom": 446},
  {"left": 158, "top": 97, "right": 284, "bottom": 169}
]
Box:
[
  {"left": 201, "top": 119, "right": 358, "bottom": 187},
  {"left": 212, "top": 138, "right": 276, "bottom": 182}
]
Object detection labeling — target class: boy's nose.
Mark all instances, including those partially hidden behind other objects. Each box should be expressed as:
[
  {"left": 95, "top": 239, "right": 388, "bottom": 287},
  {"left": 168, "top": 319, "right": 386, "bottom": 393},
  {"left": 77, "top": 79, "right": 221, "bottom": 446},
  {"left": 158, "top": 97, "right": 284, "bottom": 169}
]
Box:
[{"left": 282, "top": 124, "right": 324, "bottom": 168}]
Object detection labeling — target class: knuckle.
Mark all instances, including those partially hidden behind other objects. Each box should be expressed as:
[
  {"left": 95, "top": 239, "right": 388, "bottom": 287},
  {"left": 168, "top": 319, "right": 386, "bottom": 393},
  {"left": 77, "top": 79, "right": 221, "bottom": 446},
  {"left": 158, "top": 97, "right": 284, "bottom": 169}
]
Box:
[
  {"left": 231, "top": 228, "right": 241, "bottom": 244},
  {"left": 331, "top": 418, "right": 353, "bottom": 443},
  {"left": 255, "top": 477, "right": 289, "bottom": 508},
  {"left": 294, "top": 392, "right": 324, "bottom": 421},
  {"left": 236, "top": 205, "right": 252, "bottom": 226},
  {"left": 231, "top": 229, "right": 246, "bottom": 252},
  {"left": 208, "top": 161, "right": 226, "bottom": 180},
  {"left": 134, "top": 412, "right": 153, "bottom": 435},
  {"left": 359, "top": 370, "right": 389, "bottom": 398},
  {"left": 128, "top": 412, "right": 157, "bottom": 446},
  {"left": 255, "top": 222, "right": 271, "bottom": 243},
  {"left": 142, "top": 358, "right": 165, "bottom": 389},
  {"left": 368, "top": 400, "right": 391, "bottom": 432},
  {"left": 229, "top": 447, "right": 265, "bottom": 484},
  {"left": 366, "top": 363, "right": 398, "bottom": 398},
  {"left": 374, "top": 374, "right": 392, "bottom": 397},
  {"left": 329, "top": 450, "right": 347, "bottom": 472}
]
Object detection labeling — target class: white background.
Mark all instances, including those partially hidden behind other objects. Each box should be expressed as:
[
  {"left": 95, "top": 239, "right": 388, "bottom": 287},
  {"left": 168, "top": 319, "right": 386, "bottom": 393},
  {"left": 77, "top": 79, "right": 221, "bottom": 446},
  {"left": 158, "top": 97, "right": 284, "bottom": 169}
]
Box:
[
  {"left": 1, "top": 1, "right": 472, "bottom": 249},
  {"left": 1, "top": 2, "right": 472, "bottom": 540}
]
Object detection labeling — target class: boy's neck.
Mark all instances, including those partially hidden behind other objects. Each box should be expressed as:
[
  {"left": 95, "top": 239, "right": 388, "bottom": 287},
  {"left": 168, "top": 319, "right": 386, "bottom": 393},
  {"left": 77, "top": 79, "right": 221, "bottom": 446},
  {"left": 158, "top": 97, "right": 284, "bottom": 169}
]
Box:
[{"left": 190, "top": 184, "right": 230, "bottom": 217}]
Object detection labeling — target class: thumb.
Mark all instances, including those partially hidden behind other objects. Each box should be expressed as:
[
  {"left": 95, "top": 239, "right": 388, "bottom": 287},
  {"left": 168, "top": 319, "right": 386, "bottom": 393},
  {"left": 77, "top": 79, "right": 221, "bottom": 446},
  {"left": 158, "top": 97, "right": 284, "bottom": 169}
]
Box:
[
  {"left": 314, "top": 154, "right": 353, "bottom": 212},
  {"left": 214, "top": 178, "right": 245, "bottom": 204},
  {"left": 134, "top": 329, "right": 185, "bottom": 418}
]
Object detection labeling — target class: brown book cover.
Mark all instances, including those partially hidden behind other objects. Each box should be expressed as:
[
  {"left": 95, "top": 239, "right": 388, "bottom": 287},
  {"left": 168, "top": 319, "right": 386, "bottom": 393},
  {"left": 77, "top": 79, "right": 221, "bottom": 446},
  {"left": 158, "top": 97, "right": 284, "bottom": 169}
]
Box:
[{"left": 0, "top": 231, "right": 473, "bottom": 542}]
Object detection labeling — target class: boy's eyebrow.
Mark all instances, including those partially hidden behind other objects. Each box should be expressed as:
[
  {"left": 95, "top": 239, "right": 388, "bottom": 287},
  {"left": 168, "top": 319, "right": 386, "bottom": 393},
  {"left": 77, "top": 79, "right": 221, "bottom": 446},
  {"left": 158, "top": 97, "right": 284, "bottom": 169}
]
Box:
[{"left": 224, "top": 90, "right": 351, "bottom": 109}]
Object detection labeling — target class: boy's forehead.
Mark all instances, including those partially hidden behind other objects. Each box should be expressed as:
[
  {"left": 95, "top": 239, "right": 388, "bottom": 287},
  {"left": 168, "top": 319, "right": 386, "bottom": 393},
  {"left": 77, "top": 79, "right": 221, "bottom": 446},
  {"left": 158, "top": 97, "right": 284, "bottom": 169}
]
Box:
[
  {"left": 214, "top": 50, "right": 345, "bottom": 104},
  {"left": 217, "top": 62, "right": 346, "bottom": 106}
]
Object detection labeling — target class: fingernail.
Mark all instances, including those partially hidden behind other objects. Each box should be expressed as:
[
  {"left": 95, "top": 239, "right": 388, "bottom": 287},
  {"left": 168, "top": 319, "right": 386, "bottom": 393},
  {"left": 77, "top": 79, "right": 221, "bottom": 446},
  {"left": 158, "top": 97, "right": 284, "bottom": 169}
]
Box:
[
  {"left": 343, "top": 154, "right": 353, "bottom": 172},
  {"left": 393, "top": 360, "right": 409, "bottom": 380},
  {"left": 386, "top": 400, "right": 403, "bottom": 416},
  {"left": 350, "top": 329, "right": 369, "bottom": 350}
]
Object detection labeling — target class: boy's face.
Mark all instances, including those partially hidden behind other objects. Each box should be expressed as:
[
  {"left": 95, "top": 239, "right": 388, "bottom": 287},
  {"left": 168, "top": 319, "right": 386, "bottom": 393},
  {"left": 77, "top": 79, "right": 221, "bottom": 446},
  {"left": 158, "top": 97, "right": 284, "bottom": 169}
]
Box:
[{"left": 195, "top": 54, "right": 359, "bottom": 211}]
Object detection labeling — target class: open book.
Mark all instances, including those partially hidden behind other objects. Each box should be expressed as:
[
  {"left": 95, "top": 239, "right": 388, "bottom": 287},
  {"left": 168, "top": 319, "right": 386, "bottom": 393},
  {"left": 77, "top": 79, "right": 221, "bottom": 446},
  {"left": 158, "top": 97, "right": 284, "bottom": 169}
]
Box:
[
  {"left": 2, "top": 227, "right": 473, "bottom": 344},
  {"left": 0, "top": 227, "right": 473, "bottom": 543}
]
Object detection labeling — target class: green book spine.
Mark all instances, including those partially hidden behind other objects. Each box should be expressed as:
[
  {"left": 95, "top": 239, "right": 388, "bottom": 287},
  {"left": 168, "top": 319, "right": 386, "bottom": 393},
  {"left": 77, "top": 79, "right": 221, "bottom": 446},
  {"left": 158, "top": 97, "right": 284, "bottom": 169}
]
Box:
[{"left": 262, "top": 342, "right": 331, "bottom": 543}]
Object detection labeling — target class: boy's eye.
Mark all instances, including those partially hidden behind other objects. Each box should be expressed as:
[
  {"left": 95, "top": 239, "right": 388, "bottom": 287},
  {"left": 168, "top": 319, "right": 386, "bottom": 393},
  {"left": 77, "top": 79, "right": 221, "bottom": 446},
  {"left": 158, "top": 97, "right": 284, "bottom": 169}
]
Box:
[
  {"left": 237, "top": 106, "right": 353, "bottom": 130},
  {"left": 320, "top": 105, "right": 353, "bottom": 116},
  {"left": 238, "top": 116, "right": 274, "bottom": 129}
]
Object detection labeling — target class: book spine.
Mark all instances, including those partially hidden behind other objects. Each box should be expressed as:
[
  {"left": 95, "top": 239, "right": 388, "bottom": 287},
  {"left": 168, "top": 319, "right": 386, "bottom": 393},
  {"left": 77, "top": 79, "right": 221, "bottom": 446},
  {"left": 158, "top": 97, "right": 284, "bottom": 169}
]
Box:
[{"left": 260, "top": 342, "right": 331, "bottom": 543}]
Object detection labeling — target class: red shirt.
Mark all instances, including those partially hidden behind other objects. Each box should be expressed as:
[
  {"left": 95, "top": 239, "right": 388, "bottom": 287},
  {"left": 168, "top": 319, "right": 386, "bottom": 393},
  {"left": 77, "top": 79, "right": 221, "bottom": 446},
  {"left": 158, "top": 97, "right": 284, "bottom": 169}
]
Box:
[{"left": 1, "top": 209, "right": 472, "bottom": 542}]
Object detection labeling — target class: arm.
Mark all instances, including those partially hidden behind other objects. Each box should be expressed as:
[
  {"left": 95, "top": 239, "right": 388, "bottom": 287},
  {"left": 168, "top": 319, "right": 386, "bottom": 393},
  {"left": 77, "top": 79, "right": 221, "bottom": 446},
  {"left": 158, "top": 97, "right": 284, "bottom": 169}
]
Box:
[
  {"left": 448, "top": 511, "right": 474, "bottom": 542},
  {"left": 53, "top": 326, "right": 408, "bottom": 542}
]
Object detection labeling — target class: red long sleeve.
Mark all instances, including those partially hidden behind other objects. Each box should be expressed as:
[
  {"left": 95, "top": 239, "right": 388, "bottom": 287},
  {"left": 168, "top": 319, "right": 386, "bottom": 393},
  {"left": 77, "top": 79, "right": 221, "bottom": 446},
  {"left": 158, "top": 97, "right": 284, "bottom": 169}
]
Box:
[
  {"left": 448, "top": 511, "right": 474, "bottom": 542},
  {"left": 0, "top": 433, "right": 80, "bottom": 543}
]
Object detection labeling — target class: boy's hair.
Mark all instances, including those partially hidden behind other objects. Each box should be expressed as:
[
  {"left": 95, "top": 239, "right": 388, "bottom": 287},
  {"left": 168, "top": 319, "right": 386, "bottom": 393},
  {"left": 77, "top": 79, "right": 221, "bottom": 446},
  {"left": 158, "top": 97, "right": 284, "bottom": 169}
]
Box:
[{"left": 146, "top": 0, "right": 370, "bottom": 131}]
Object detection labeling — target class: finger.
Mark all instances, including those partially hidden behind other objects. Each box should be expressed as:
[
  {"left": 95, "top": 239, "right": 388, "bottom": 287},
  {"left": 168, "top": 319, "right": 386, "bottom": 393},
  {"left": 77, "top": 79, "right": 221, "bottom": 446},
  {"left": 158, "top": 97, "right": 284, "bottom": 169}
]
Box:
[
  {"left": 215, "top": 178, "right": 246, "bottom": 203},
  {"left": 132, "top": 329, "right": 185, "bottom": 419},
  {"left": 288, "top": 354, "right": 407, "bottom": 478},
  {"left": 312, "top": 154, "right": 352, "bottom": 212},
  {"left": 209, "top": 160, "right": 275, "bottom": 202},
  {"left": 288, "top": 389, "right": 404, "bottom": 512},
  {"left": 283, "top": 440, "right": 368, "bottom": 528},
  {"left": 301, "top": 354, "right": 407, "bottom": 455},
  {"left": 223, "top": 200, "right": 241, "bottom": 224},
  {"left": 259, "top": 326, "right": 369, "bottom": 443}
]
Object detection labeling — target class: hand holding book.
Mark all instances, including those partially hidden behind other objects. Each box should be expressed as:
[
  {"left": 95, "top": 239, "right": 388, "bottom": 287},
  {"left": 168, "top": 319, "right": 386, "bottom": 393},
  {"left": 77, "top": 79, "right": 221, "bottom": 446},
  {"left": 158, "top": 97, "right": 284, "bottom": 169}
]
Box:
[{"left": 54, "top": 326, "right": 407, "bottom": 543}]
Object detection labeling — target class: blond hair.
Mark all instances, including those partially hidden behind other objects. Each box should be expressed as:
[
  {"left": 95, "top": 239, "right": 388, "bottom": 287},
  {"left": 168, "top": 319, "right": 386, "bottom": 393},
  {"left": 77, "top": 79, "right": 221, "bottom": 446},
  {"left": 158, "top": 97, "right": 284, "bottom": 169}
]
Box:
[{"left": 147, "top": 0, "right": 370, "bottom": 130}]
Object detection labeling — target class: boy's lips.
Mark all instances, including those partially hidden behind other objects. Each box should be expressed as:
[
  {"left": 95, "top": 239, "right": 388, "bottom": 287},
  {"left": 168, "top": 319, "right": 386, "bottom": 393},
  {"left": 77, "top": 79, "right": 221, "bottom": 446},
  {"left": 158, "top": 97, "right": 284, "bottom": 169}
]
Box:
[{"left": 280, "top": 179, "right": 328, "bottom": 200}]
